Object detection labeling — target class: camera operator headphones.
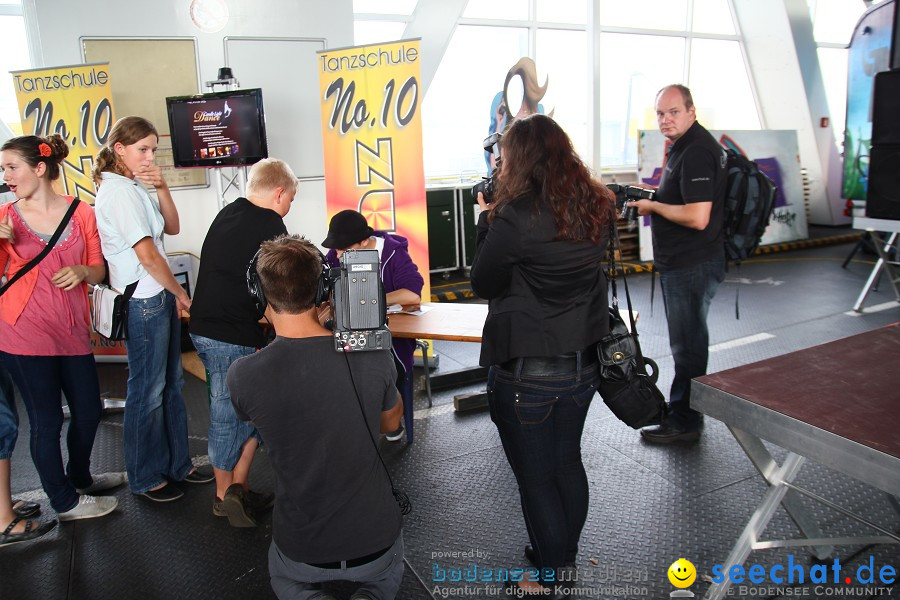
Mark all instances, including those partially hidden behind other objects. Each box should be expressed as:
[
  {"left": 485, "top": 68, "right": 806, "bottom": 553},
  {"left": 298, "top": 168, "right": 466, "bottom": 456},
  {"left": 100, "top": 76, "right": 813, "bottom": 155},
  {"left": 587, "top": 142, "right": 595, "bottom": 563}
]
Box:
[{"left": 246, "top": 247, "right": 332, "bottom": 319}]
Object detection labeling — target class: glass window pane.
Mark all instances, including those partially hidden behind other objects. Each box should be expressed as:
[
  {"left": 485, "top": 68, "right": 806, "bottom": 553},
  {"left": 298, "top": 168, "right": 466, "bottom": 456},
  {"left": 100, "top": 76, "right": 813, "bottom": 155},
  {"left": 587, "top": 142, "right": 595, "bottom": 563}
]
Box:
[
  {"left": 598, "top": 0, "right": 688, "bottom": 31},
  {"left": 598, "top": 33, "right": 685, "bottom": 167},
  {"left": 536, "top": 29, "right": 588, "bottom": 159},
  {"left": 353, "top": 0, "right": 418, "bottom": 16},
  {"left": 809, "top": 0, "right": 866, "bottom": 45},
  {"left": 692, "top": 0, "right": 735, "bottom": 34},
  {"left": 463, "top": 0, "right": 529, "bottom": 21},
  {"left": 817, "top": 47, "right": 849, "bottom": 147},
  {"left": 0, "top": 15, "right": 30, "bottom": 136},
  {"left": 536, "top": 0, "right": 586, "bottom": 25},
  {"left": 423, "top": 25, "right": 528, "bottom": 177},
  {"left": 688, "top": 38, "right": 760, "bottom": 130},
  {"left": 353, "top": 21, "right": 408, "bottom": 46}
]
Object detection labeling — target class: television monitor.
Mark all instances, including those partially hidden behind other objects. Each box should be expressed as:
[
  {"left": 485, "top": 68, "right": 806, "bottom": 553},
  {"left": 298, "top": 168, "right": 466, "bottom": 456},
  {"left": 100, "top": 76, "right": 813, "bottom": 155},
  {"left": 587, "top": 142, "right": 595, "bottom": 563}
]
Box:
[{"left": 165, "top": 88, "right": 268, "bottom": 168}]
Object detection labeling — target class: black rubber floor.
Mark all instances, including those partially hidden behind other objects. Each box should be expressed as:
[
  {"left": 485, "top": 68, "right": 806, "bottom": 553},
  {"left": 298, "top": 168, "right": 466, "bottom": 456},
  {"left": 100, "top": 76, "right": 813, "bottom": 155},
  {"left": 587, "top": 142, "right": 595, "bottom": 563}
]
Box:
[{"left": 2, "top": 240, "right": 899, "bottom": 600}]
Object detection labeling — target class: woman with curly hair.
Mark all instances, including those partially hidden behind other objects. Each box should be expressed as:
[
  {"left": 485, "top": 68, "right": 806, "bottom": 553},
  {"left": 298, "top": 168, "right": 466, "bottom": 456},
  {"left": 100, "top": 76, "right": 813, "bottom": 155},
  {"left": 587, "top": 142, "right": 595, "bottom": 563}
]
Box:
[
  {"left": 470, "top": 113, "right": 614, "bottom": 597},
  {"left": 0, "top": 134, "right": 122, "bottom": 524}
]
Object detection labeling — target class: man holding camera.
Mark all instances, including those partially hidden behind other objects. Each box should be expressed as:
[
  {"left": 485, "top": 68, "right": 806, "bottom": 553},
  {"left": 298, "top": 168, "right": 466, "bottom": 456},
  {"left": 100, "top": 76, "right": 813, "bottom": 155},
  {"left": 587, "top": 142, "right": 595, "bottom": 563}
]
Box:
[
  {"left": 227, "top": 235, "right": 405, "bottom": 600},
  {"left": 322, "top": 210, "right": 424, "bottom": 443},
  {"left": 628, "top": 84, "right": 726, "bottom": 444},
  {"left": 188, "top": 158, "right": 295, "bottom": 525}
]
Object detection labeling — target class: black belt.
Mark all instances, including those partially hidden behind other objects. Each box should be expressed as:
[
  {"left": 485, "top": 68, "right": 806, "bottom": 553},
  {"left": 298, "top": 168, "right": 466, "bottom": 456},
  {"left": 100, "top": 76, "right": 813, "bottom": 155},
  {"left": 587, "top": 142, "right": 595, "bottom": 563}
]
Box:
[
  {"left": 307, "top": 545, "right": 391, "bottom": 569},
  {"left": 498, "top": 348, "right": 598, "bottom": 377}
]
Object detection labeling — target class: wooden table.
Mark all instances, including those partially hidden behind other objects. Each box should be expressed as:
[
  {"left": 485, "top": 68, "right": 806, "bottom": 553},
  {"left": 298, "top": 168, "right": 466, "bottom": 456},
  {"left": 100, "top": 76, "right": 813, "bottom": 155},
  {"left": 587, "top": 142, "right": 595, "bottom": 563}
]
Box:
[
  {"left": 388, "top": 302, "right": 487, "bottom": 342},
  {"left": 692, "top": 324, "right": 900, "bottom": 600}
]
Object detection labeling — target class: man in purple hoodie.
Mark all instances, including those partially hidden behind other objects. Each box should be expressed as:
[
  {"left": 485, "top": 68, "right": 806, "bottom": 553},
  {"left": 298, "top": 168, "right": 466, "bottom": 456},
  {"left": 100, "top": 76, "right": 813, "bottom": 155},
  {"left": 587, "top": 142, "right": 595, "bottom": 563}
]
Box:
[{"left": 323, "top": 210, "right": 425, "bottom": 442}]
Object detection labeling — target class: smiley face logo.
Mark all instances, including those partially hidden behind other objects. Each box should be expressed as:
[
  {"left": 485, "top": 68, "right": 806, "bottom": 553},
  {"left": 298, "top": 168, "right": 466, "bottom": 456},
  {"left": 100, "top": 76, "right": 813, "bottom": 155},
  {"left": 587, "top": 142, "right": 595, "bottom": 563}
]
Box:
[{"left": 668, "top": 558, "right": 697, "bottom": 588}]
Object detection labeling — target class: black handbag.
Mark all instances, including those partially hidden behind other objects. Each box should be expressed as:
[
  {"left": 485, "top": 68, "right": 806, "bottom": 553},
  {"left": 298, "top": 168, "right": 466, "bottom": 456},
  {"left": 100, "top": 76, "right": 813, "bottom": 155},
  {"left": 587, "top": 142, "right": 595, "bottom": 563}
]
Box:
[{"left": 596, "top": 223, "right": 667, "bottom": 429}]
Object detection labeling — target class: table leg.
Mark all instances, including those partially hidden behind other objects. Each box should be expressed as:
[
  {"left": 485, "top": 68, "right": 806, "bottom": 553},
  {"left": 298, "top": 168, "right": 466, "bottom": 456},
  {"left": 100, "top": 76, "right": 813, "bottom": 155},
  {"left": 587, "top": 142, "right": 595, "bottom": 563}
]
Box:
[
  {"left": 704, "top": 450, "right": 806, "bottom": 600},
  {"left": 853, "top": 231, "right": 899, "bottom": 312},
  {"left": 730, "top": 427, "right": 833, "bottom": 560}
]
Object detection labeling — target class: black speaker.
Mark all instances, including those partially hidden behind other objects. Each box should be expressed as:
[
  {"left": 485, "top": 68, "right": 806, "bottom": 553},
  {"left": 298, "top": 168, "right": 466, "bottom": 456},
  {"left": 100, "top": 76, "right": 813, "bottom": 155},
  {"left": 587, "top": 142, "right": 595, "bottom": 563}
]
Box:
[
  {"left": 872, "top": 71, "right": 900, "bottom": 146},
  {"left": 866, "top": 144, "right": 900, "bottom": 220}
]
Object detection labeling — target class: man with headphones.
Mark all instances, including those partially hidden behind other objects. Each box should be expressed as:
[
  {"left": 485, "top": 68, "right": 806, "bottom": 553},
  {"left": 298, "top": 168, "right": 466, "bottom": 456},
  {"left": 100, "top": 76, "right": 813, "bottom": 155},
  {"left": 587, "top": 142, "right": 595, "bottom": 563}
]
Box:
[
  {"left": 188, "top": 158, "right": 296, "bottom": 527},
  {"left": 229, "top": 235, "right": 405, "bottom": 600}
]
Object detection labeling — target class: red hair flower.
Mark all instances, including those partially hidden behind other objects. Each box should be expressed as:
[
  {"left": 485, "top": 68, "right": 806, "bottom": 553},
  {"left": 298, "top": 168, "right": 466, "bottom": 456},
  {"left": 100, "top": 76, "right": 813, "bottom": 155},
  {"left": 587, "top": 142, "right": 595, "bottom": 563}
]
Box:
[{"left": 38, "top": 143, "right": 51, "bottom": 157}]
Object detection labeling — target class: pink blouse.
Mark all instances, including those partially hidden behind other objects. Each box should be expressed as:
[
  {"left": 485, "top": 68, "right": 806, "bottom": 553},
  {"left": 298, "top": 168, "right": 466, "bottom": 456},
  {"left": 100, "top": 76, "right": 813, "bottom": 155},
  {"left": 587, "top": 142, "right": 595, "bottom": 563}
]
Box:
[{"left": 0, "top": 205, "right": 94, "bottom": 356}]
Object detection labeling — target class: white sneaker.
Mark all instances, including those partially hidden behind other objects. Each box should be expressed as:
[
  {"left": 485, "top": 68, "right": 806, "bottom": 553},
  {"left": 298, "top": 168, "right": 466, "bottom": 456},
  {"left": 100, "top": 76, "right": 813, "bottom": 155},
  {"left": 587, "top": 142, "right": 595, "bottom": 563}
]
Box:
[
  {"left": 385, "top": 426, "right": 404, "bottom": 442},
  {"left": 76, "top": 472, "right": 127, "bottom": 495},
  {"left": 57, "top": 495, "right": 118, "bottom": 521}
]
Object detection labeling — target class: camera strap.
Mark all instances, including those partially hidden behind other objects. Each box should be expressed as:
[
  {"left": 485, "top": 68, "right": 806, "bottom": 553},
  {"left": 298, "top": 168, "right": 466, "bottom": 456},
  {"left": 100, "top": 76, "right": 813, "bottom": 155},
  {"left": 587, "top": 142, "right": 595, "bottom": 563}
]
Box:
[{"left": 606, "top": 221, "right": 647, "bottom": 369}]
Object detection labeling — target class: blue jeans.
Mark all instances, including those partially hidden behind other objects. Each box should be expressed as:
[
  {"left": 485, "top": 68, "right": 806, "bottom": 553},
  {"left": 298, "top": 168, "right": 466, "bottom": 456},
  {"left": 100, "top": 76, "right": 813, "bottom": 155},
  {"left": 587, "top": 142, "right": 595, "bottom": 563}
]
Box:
[
  {"left": 268, "top": 534, "right": 404, "bottom": 600},
  {"left": 0, "top": 352, "right": 101, "bottom": 513},
  {"left": 658, "top": 257, "right": 726, "bottom": 431},
  {"left": 0, "top": 362, "right": 17, "bottom": 460},
  {"left": 124, "top": 290, "right": 193, "bottom": 494},
  {"left": 487, "top": 362, "right": 598, "bottom": 583},
  {"left": 189, "top": 334, "right": 259, "bottom": 471}
]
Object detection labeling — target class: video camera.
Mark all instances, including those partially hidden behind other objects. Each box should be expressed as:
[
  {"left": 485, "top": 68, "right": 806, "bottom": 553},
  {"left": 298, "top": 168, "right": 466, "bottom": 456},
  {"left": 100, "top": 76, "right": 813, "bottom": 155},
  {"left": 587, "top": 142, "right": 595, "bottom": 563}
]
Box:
[
  {"left": 472, "top": 132, "right": 503, "bottom": 204},
  {"left": 328, "top": 249, "right": 392, "bottom": 353},
  {"left": 606, "top": 184, "right": 655, "bottom": 222}
]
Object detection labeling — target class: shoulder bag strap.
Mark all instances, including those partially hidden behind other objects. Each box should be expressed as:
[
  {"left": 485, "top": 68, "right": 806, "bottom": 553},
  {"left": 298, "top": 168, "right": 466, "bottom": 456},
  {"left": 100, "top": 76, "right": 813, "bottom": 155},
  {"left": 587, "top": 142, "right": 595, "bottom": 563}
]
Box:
[{"left": 0, "top": 198, "right": 81, "bottom": 297}]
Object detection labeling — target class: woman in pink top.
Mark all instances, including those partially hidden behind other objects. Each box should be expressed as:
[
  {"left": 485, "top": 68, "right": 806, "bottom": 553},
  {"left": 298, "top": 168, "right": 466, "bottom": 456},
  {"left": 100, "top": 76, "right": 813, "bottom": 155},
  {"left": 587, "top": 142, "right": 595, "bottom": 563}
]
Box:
[{"left": 0, "top": 134, "right": 123, "bottom": 524}]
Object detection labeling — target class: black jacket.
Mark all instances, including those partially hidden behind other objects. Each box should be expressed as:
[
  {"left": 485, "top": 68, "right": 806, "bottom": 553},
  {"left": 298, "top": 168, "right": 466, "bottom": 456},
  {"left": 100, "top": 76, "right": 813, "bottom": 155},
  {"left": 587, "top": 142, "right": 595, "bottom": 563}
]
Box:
[{"left": 470, "top": 194, "right": 609, "bottom": 367}]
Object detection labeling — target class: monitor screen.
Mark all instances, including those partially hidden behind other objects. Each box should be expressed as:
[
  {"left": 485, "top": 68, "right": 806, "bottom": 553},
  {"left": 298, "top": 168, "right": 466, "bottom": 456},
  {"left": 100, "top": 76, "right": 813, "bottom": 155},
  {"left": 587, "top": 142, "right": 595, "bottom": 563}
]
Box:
[{"left": 165, "top": 88, "right": 268, "bottom": 168}]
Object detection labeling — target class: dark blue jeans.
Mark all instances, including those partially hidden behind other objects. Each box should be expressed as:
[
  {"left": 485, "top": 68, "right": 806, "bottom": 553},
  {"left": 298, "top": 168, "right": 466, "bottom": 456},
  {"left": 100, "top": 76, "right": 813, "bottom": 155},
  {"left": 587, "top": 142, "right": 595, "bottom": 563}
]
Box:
[
  {"left": 0, "top": 352, "right": 101, "bottom": 513},
  {"left": 658, "top": 257, "right": 725, "bottom": 431},
  {"left": 0, "top": 362, "right": 17, "bottom": 460},
  {"left": 124, "top": 290, "right": 192, "bottom": 494},
  {"left": 487, "top": 362, "right": 598, "bottom": 583}
]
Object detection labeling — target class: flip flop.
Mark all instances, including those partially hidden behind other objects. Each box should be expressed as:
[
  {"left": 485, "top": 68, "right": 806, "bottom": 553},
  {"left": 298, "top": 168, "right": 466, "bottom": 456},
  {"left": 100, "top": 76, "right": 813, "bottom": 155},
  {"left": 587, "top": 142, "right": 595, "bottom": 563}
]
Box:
[
  {"left": 12, "top": 499, "right": 40, "bottom": 519},
  {"left": 0, "top": 516, "right": 57, "bottom": 548}
]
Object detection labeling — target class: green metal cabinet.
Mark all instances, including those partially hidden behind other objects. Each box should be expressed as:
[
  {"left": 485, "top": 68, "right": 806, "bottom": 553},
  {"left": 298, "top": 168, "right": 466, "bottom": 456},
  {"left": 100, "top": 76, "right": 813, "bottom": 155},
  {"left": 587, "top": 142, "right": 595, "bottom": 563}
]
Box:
[{"left": 426, "top": 189, "right": 459, "bottom": 272}]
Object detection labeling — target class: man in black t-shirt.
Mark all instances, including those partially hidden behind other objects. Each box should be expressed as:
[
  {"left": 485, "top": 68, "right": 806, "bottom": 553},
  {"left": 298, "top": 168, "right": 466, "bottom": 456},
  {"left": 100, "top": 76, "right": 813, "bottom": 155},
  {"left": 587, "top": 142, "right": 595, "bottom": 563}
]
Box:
[
  {"left": 227, "top": 235, "right": 404, "bottom": 600},
  {"left": 628, "top": 84, "right": 726, "bottom": 444},
  {"left": 189, "top": 158, "right": 295, "bottom": 526}
]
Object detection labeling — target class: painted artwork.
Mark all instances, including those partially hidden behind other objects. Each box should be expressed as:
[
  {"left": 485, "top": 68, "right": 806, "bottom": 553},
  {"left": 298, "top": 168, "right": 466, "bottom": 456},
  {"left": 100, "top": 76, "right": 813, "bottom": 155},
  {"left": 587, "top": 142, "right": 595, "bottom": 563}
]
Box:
[{"left": 843, "top": 0, "right": 895, "bottom": 200}]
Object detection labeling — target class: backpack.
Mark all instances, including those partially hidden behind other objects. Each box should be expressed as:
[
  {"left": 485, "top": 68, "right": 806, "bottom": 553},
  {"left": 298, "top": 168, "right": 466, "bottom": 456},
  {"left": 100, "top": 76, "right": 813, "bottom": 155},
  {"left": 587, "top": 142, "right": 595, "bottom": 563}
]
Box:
[
  {"left": 722, "top": 149, "right": 777, "bottom": 264},
  {"left": 721, "top": 148, "right": 777, "bottom": 318}
]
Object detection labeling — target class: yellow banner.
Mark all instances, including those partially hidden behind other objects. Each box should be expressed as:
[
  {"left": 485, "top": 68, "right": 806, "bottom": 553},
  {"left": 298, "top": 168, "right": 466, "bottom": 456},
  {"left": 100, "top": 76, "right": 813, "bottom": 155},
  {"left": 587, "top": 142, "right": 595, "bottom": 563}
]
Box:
[
  {"left": 318, "top": 40, "right": 429, "bottom": 298},
  {"left": 12, "top": 63, "right": 116, "bottom": 204}
]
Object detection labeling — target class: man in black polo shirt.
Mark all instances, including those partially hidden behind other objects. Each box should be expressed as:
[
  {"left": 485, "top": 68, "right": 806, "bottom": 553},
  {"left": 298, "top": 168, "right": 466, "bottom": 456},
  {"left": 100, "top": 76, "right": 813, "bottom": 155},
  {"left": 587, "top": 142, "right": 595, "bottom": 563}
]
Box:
[{"left": 628, "top": 84, "right": 726, "bottom": 444}]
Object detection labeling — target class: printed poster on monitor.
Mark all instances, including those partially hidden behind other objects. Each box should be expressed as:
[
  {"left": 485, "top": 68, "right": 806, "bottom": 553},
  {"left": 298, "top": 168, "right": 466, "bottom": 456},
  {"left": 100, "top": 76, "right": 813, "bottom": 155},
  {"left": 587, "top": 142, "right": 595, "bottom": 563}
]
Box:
[
  {"left": 11, "top": 62, "right": 115, "bottom": 204},
  {"left": 317, "top": 39, "right": 429, "bottom": 298}
]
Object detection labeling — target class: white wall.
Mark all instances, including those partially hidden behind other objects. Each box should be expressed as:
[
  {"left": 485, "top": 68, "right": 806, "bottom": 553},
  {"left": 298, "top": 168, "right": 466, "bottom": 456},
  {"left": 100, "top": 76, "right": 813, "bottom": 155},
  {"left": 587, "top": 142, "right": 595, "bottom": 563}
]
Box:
[{"left": 26, "top": 0, "right": 354, "bottom": 255}]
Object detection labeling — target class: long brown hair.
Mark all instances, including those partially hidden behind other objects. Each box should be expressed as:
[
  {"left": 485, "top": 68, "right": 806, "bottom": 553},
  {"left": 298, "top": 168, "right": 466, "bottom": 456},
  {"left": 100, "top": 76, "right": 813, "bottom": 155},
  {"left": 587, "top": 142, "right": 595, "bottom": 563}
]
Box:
[
  {"left": 91, "top": 116, "right": 158, "bottom": 185},
  {"left": 1, "top": 134, "right": 69, "bottom": 181},
  {"left": 490, "top": 114, "right": 613, "bottom": 245}
]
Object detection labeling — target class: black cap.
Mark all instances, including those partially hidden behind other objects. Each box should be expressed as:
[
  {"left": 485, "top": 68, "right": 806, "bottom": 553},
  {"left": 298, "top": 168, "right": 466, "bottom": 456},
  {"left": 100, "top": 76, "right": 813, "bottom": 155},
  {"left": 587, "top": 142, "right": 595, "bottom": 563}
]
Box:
[{"left": 321, "top": 210, "right": 374, "bottom": 249}]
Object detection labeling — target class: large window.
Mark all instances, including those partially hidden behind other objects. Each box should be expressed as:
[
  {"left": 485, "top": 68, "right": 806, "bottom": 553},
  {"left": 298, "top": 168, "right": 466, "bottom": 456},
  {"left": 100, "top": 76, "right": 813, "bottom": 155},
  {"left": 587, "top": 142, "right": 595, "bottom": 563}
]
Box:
[
  {"left": 0, "top": 4, "right": 30, "bottom": 136},
  {"left": 356, "top": 0, "right": 762, "bottom": 175}
]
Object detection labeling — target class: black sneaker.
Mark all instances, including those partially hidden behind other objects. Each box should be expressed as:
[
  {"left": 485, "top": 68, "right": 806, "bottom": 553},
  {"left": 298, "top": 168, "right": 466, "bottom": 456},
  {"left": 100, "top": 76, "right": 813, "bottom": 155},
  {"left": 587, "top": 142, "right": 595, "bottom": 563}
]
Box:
[
  {"left": 222, "top": 484, "right": 257, "bottom": 528},
  {"left": 139, "top": 484, "right": 184, "bottom": 503},
  {"left": 640, "top": 423, "right": 701, "bottom": 445},
  {"left": 182, "top": 468, "right": 215, "bottom": 484}
]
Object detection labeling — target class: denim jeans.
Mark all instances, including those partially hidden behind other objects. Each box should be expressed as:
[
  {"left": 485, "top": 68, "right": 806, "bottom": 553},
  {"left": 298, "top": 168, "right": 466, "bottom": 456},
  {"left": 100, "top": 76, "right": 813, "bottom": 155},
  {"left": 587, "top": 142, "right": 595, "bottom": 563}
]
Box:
[
  {"left": 0, "top": 352, "right": 101, "bottom": 512},
  {"left": 487, "top": 363, "right": 598, "bottom": 583},
  {"left": 0, "top": 361, "right": 17, "bottom": 460},
  {"left": 189, "top": 334, "right": 259, "bottom": 471},
  {"left": 268, "top": 534, "right": 404, "bottom": 600},
  {"left": 658, "top": 257, "right": 725, "bottom": 431},
  {"left": 124, "top": 290, "right": 193, "bottom": 494}
]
